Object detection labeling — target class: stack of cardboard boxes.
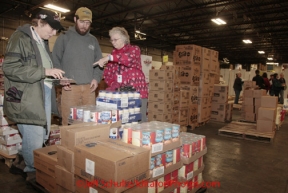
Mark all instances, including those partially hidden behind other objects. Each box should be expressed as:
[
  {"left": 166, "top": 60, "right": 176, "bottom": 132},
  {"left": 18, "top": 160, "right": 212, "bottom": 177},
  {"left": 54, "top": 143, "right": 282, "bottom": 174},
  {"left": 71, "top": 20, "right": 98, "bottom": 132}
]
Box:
[
  {"left": 210, "top": 85, "right": 233, "bottom": 122},
  {"left": 148, "top": 66, "right": 174, "bottom": 122},
  {"left": 256, "top": 96, "right": 278, "bottom": 132},
  {"left": 241, "top": 81, "right": 266, "bottom": 122}
]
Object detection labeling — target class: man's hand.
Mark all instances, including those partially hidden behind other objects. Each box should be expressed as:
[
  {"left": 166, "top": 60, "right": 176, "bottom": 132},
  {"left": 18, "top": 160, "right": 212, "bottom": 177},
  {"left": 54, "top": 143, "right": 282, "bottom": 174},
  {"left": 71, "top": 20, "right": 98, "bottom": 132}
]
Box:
[
  {"left": 93, "top": 56, "right": 109, "bottom": 68},
  {"left": 90, "top": 79, "right": 98, "bottom": 92},
  {"left": 45, "top": 68, "right": 65, "bottom": 79}
]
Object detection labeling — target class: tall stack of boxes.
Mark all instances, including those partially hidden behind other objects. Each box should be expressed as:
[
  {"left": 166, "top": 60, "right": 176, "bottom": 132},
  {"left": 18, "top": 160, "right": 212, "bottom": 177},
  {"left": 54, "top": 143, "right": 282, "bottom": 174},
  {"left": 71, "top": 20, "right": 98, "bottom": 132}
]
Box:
[
  {"left": 210, "top": 85, "right": 231, "bottom": 122},
  {"left": 241, "top": 81, "right": 266, "bottom": 122},
  {"left": 148, "top": 66, "right": 174, "bottom": 122},
  {"left": 256, "top": 96, "right": 278, "bottom": 132}
]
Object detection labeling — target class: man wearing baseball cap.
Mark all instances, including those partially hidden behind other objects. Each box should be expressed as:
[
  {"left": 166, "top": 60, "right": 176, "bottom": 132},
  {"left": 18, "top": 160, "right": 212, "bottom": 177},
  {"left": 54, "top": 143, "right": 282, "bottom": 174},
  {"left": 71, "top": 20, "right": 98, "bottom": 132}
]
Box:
[
  {"left": 3, "top": 9, "right": 65, "bottom": 181},
  {"left": 52, "top": 7, "right": 103, "bottom": 126}
]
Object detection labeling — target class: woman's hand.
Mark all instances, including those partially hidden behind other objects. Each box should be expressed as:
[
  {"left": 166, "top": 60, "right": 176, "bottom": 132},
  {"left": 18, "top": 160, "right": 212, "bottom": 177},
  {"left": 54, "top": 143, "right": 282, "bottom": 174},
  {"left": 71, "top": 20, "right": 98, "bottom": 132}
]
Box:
[
  {"left": 45, "top": 68, "right": 65, "bottom": 79},
  {"left": 93, "top": 55, "right": 109, "bottom": 68}
]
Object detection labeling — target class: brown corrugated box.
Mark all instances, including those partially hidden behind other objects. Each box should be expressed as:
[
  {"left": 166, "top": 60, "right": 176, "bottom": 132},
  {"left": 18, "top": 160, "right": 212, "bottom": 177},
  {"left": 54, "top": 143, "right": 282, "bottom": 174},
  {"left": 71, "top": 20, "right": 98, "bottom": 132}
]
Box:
[
  {"left": 174, "top": 44, "right": 202, "bottom": 65},
  {"left": 60, "top": 122, "right": 121, "bottom": 151},
  {"left": 57, "top": 185, "right": 74, "bottom": 193},
  {"left": 148, "top": 91, "right": 174, "bottom": 102},
  {"left": 244, "top": 113, "right": 256, "bottom": 122},
  {"left": 256, "top": 120, "right": 275, "bottom": 132},
  {"left": 188, "top": 104, "right": 198, "bottom": 125},
  {"left": 198, "top": 83, "right": 210, "bottom": 97},
  {"left": 147, "top": 101, "right": 173, "bottom": 113},
  {"left": 244, "top": 97, "right": 254, "bottom": 106},
  {"left": 201, "top": 47, "right": 210, "bottom": 72},
  {"left": 56, "top": 165, "right": 75, "bottom": 192},
  {"left": 243, "top": 105, "right": 254, "bottom": 113},
  {"left": 74, "top": 139, "right": 150, "bottom": 193},
  {"left": 179, "top": 65, "right": 201, "bottom": 86},
  {"left": 212, "top": 93, "right": 228, "bottom": 104},
  {"left": 149, "top": 69, "right": 173, "bottom": 80},
  {"left": 36, "top": 169, "right": 57, "bottom": 193},
  {"left": 57, "top": 146, "right": 74, "bottom": 173},
  {"left": 243, "top": 89, "right": 254, "bottom": 98},
  {"left": 260, "top": 96, "right": 278, "bottom": 108},
  {"left": 34, "top": 145, "right": 58, "bottom": 177},
  {"left": 213, "top": 84, "right": 229, "bottom": 93},
  {"left": 253, "top": 89, "right": 267, "bottom": 98},
  {"left": 180, "top": 85, "right": 198, "bottom": 105},
  {"left": 258, "top": 107, "right": 276, "bottom": 121},
  {"left": 149, "top": 80, "right": 173, "bottom": 92},
  {"left": 147, "top": 112, "right": 172, "bottom": 122}
]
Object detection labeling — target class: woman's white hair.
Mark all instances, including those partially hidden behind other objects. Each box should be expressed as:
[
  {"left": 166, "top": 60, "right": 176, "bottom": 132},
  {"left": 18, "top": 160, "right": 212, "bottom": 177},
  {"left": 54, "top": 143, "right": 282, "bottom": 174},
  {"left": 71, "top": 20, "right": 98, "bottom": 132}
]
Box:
[{"left": 109, "top": 27, "right": 130, "bottom": 44}]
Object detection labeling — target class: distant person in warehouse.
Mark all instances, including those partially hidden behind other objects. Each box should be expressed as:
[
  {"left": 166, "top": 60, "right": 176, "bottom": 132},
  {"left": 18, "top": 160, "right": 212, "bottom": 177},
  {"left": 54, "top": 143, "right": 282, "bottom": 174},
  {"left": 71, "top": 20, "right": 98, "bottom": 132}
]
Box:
[
  {"left": 2, "top": 10, "right": 65, "bottom": 182},
  {"left": 262, "top": 72, "right": 270, "bottom": 93},
  {"left": 279, "top": 73, "right": 286, "bottom": 104},
  {"left": 252, "top": 70, "right": 265, "bottom": 89},
  {"left": 94, "top": 27, "right": 148, "bottom": 122},
  {"left": 233, "top": 72, "right": 243, "bottom": 104},
  {"left": 269, "top": 74, "right": 275, "bottom": 96},
  {"left": 272, "top": 73, "right": 282, "bottom": 102},
  {"left": 52, "top": 7, "right": 103, "bottom": 125}
]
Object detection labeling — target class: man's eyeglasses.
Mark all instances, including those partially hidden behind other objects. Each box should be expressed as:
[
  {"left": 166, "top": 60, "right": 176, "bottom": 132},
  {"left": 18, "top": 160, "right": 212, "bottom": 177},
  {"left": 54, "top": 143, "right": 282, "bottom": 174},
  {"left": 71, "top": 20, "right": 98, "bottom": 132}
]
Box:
[
  {"left": 78, "top": 20, "right": 91, "bottom": 26},
  {"left": 110, "top": 38, "right": 120, "bottom": 43}
]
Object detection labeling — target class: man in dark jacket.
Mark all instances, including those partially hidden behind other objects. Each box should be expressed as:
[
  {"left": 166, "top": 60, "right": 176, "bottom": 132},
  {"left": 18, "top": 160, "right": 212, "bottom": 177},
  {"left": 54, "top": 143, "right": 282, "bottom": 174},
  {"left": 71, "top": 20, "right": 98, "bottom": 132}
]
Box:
[
  {"left": 233, "top": 72, "right": 243, "bottom": 104},
  {"left": 279, "top": 73, "right": 286, "bottom": 104},
  {"left": 3, "top": 10, "right": 64, "bottom": 181},
  {"left": 252, "top": 70, "right": 265, "bottom": 89}
]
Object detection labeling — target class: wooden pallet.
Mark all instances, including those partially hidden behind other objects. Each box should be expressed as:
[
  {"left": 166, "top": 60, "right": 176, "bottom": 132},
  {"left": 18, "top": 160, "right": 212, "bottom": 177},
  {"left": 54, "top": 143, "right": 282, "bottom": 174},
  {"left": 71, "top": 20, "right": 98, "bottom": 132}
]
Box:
[
  {"left": 218, "top": 121, "right": 275, "bottom": 143},
  {"left": 0, "top": 150, "right": 16, "bottom": 168},
  {"left": 238, "top": 119, "right": 257, "bottom": 124}
]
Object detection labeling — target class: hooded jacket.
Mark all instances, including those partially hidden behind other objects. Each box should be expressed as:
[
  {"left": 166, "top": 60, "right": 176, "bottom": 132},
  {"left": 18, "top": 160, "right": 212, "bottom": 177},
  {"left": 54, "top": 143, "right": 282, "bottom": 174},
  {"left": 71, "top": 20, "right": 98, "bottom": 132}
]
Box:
[{"left": 3, "top": 24, "right": 58, "bottom": 126}]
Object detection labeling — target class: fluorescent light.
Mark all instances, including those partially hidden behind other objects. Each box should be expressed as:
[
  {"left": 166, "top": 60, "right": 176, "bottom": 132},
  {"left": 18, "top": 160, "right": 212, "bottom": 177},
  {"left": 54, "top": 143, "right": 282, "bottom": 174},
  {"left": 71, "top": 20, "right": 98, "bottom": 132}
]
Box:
[
  {"left": 135, "top": 30, "right": 146, "bottom": 35},
  {"left": 258, "top": 51, "right": 265, "bottom": 54},
  {"left": 211, "top": 18, "right": 226, "bottom": 25},
  {"left": 135, "top": 30, "right": 141, "bottom": 33},
  {"left": 243, "top": 39, "right": 252, "bottom": 44},
  {"left": 267, "top": 57, "right": 273, "bottom": 60},
  {"left": 44, "top": 4, "right": 70, "bottom": 13}
]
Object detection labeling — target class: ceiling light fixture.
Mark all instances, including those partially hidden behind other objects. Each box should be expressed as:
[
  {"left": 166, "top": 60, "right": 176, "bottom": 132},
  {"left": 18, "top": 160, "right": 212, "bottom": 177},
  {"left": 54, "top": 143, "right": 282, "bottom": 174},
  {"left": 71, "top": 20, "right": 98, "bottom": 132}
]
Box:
[
  {"left": 243, "top": 39, "right": 252, "bottom": 44},
  {"left": 135, "top": 30, "right": 146, "bottom": 35},
  {"left": 267, "top": 57, "right": 273, "bottom": 60},
  {"left": 44, "top": 4, "right": 70, "bottom": 13},
  {"left": 258, "top": 51, "right": 265, "bottom": 54},
  {"left": 211, "top": 18, "right": 226, "bottom": 25}
]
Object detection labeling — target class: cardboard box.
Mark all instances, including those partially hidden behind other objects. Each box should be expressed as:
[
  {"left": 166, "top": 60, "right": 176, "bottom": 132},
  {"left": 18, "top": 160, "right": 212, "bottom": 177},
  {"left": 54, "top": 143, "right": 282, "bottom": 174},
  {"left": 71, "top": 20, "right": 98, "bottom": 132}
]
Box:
[
  {"left": 148, "top": 91, "right": 174, "bottom": 102},
  {"left": 201, "top": 47, "right": 210, "bottom": 72},
  {"left": 211, "top": 103, "right": 228, "bottom": 111},
  {"left": 213, "top": 84, "right": 229, "bottom": 93},
  {"left": 243, "top": 105, "right": 254, "bottom": 113},
  {"left": 173, "top": 78, "right": 181, "bottom": 92},
  {"left": 174, "top": 45, "right": 202, "bottom": 65},
  {"left": 188, "top": 104, "right": 198, "bottom": 125},
  {"left": 212, "top": 93, "right": 228, "bottom": 104},
  {"left": 34, "top": 145, "right": 58, "bottom": 177},
  {"left": 56, "top": 165, "right": 75, "bottom": 192},
  {"left": 243, "top": 90, "right": 254, "bottom": 98},
  {"left": 198, "top": 97, "right": 210, "bottom": 109},
  {"left": 36, "top": 169, "right": 57, "bottom": 193},
  {"left": 57, "top": 146, "right": 74, "bottom": 173},
  {"left": 258, "top": 107, "right": 276, "bottom": 121},
  {"left": 254, "top": 98, "right": 261, "bottom": 106},
  {"left": 253, "top": 89, "right": 267, "bottom": 98},
  {"left": 57, "top": 185, "right": 74, "bottom": 193},
  {"left": 244, "top": 113, "right": 256, "bottom": 122},
  {"left": 256, "top": 120, "right": 275, "bottom": 132},
  {"left": 179, "top": 90, "right": 189, "bottom": 107},
  {"left": 74, "top": 139, "right": 150, "bottom": 193},
  {"left": 149, "top": 69, "right": 173, "bottom": 80},
  {"left": 210, "top": 110, "right": 226, "bottom": 122},
  {"left": 255, "top": 105, "right": 261, "bottom": 116},
  {"left": 243, "top": 81, "right": 256, "bottom": 88},
  {"left": 60, "top": 122, "right": 121, "bottom": 151},
  {"left": 179, "top": 65, "right": 200, "bottom": 86},
  {"left": 180, "top": 85, "right": 198, "bottom": 106},
  {"left": 149, "top": 80, "right": 173, "bottom": 92},
  {"left": 200, "top": 72, "right": 210, "bottom": 84},
  {"left": 147, "top": 102, "right": 173, "bottom": 113},
  {"left": 147, "top": 112, "right": 172, "bottom": 122},
  {"left": 226, "top": 103, "right": 233, "bottom": 122},
  {"left": 198, "top": 83, "right": 210, "bottom": 97},
  {"left": 244, "top": 97, "right": 254, "bottom": 106},
  {"left": 260, "top": 96, "right": 278, "bottom": 108}
]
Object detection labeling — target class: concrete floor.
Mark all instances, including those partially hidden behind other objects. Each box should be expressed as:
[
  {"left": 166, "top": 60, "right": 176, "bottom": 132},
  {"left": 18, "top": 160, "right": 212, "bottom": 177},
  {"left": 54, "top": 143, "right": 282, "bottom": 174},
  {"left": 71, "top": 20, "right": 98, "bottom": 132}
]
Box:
[{"left": 0, "top": 109, "right": 287, "bottom": 193}]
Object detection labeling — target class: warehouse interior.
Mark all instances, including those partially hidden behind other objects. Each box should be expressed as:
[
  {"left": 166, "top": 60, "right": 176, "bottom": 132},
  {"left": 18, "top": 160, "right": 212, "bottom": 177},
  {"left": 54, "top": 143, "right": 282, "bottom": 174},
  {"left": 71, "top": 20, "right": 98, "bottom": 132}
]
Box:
[{"left": 0, "top": 1, "right": 288, "bottom": 193}]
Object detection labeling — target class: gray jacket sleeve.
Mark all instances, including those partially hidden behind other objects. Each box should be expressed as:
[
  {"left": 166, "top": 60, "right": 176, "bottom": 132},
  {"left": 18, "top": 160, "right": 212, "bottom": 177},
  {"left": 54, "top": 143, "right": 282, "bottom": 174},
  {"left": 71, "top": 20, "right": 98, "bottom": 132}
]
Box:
[{"left": 93, "top": 39, "right": 104, "bottom": 83}]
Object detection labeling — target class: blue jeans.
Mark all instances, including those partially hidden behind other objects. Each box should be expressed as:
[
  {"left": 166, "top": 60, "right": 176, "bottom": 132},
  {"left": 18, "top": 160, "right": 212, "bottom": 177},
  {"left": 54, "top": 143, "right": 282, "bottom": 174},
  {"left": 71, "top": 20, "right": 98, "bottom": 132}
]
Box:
[
  {"left": 234, "top": 89, "right": 241, "bottom": 104},
  {"left": 18, "top": 84, "right": 51, "bottom": 172}
]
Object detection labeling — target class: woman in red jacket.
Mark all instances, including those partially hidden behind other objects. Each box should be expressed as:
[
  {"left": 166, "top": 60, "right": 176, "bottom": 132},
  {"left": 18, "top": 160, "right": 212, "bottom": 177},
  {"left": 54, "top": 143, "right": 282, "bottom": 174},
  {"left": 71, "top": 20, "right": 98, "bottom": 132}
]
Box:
[{"left": 94, "top": 27, "right": 148, "bottom": 121}]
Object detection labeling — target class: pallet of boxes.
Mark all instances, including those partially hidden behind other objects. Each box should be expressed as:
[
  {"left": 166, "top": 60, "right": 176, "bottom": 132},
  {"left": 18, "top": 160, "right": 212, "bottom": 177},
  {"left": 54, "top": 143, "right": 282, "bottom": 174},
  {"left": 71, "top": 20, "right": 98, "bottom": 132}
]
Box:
[
  {"left": 210, "top": 84, "right": 233, "bottom": 123},
  {"left": 241, "top": 81, "right": 266, "bottom": 122},
  {"left": 173, "top": 45, "right": 201, "bottom": 130},
  {"left": 148, "top": 66, "right": 174, "bottom": 123},
  {"left": 0, "top": 93, "right": 22, "bottom": 168}
]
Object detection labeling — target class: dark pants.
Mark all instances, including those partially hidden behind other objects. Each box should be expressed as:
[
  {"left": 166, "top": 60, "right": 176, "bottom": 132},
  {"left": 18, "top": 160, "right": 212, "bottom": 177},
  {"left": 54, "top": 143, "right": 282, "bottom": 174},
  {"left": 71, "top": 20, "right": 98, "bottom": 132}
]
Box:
[{"left": 234, "top": 89, "right": 241, "bottom": 104}]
